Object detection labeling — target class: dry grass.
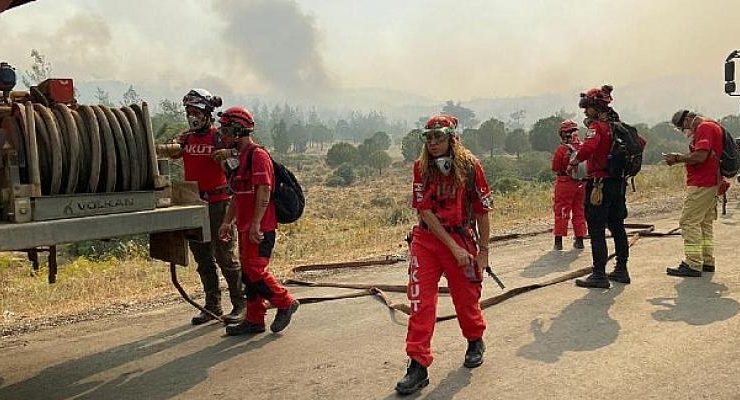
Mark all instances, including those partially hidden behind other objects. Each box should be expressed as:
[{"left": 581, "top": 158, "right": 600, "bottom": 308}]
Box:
[
  {"left": 0, "top": 160, "right": 689, "bottom": 329},
  {"left": 0, "top": 256, "right": 202, "bottom": 327}
]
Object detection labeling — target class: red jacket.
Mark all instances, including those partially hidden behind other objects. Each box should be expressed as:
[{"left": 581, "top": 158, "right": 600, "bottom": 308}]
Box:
[
  {"left": 575, "top": 120, "right": 612, "bottom": 178},
  {"left": 181, "top": 127, "right": 230, "bottom": 203},
  {"left": 412, "top": 159, "right": 492, "bottom": 228},
  {"left": 231, "top": 144, "right": 278, "bottom": 232}
]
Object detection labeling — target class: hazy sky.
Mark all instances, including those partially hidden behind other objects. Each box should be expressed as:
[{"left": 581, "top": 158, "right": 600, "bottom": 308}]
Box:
[{"left": 1, "top": 0, "right": 739, "bottom": 102}]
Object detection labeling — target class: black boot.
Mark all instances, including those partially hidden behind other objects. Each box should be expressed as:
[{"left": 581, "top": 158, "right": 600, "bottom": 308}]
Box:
[
  {"left": 573, "top": 237, "right": 585, "bottom": 250},
  {"left": 463, "top": 339, "right": 486, "bottom": 368},
  {"left": 222, "top": 269, "right": 245, "bottom": 324},
  {"left": 222, "top": 304, "right": 245, "bottom": 324},
  {"left": 702, "top": 264, "right": 715, "bottom": 273},
  {"left": 575, "top": 268, "right": 610, "bottom": 289},
  {"left": 194, "top": 264, "right": 222, "bottom": 325},
  {"left": 225, "top": 321, "right": 266, "bottom": 336},
  {"left": 554, "top": 236, "right": 563, "bottom": 251},
  {"left": 667, "top": 262, "right": 702, "bottom": 277},
  {"left": 395, "top": 359, "right": 429, "bottom": 395},
  {"left": 191, "top": 308, "right": 223, "bottom": 325},
  {"left": 271, "top": 300, "right": 300, "bottom": 333},
  {"left": 607, "top": 265, "right": 631, "bottom": 284}
]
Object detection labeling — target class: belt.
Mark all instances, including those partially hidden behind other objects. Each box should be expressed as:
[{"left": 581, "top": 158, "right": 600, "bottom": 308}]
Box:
[{"left": 200, "top": 186, "right": 230, "bottom": 201}]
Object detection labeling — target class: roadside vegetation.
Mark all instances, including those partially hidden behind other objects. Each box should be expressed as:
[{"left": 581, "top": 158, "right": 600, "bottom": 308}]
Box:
[
  {"left": 1, "top": 153, "right": 689, "bottom": 330},
  {"left": 1, "top": 56, "right": 728, "bottom": 331}
]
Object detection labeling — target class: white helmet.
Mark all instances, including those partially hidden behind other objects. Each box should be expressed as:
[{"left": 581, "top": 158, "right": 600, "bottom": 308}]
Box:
[{"left": 182, "top": 88, "right": 222, "bottom": 113}]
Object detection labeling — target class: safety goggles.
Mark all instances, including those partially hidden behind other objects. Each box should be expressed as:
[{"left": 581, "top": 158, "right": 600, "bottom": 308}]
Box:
[
  {"left": 183, "top": 94, "right": 210, "bottom": 109},
  {"left": 420, "top": 128, "right": 454, "bottom": 145},
  {"left": 218, "top": 123, "right": 240, "bottom": 137}
]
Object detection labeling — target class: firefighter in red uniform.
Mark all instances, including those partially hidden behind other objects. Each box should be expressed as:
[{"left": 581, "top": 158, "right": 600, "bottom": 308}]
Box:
[
  {"left": 551, "top": 120, "right": 587, "bottom": 251},
  {"left": 215, "top": 106, "right": 300, "bottom": 336},
  {"left": 170, "top": 89, "right": 243, "bottom": 325},
  {"left": 395, "top": 114, "right": 492, "bottom": 395},
  {"left": 570, "top": 85, "right": 631, "bottom": 288}
]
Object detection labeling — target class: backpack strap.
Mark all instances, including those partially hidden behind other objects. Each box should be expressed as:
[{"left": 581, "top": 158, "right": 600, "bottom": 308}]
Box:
[
  {"left": 243, "top": 145, "right": 279, "bottom": 194},
  {"left": 244, "top": 145, "right": 260, "bottom": 172},
  {"left": 232, "top": 145, "right": 262, "bottom": 184}
]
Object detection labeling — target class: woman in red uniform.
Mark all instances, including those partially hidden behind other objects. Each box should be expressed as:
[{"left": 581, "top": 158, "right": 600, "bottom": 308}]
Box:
[
  {"left": 395, "top": 114, "right": 493, "bottom": 395},
  {"left": 551, "top": 120, "right": 587, "bottom": 250}
]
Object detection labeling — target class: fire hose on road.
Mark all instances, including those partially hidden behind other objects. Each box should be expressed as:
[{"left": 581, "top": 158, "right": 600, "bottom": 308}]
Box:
[{"left": 170, "top": 223, "right": 681, "bottom": 324}]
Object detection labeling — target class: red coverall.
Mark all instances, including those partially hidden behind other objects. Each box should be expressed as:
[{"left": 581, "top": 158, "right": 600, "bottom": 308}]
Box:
[
  {"left": 406, "top": 160, "right": 493, "bottom": 367},
  {"left": 551, "top": 140, "right": 587, "bottom": 238},
  {"left": 230, "top": 144, "right": 295, "bottom": 326}
]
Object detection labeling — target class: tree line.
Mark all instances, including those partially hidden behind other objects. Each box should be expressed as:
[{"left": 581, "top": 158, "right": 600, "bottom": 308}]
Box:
[{"left": 19, "top": 48, "right": 740, "bottom": 187}]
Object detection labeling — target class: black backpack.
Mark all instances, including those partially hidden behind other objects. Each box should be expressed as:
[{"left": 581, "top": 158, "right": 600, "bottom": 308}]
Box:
[
  {"left": 245, "top": 147, "right": 305, "bottom": 224},
  {"left": 718, "top": 126, "right": 740, "bottom": 178},
  {"left": 607, "top": 122, "right": 644, "bottom": 179}
]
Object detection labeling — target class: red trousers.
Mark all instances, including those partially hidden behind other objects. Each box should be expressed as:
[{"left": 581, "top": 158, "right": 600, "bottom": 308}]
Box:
[
  {"left": 406, "top": 228, "right": 486, "bottom": 367},
  {"left": 238, "top": 231, "right": 294, "bottom": 325},
  {"left": 553, "top": 177, "right": 587, "bottom": 237}
]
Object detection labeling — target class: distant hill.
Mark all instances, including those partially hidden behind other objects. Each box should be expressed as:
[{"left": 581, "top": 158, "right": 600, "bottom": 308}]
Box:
[{"left": 74, "top": 73, "right": 740, "bottom": 128}]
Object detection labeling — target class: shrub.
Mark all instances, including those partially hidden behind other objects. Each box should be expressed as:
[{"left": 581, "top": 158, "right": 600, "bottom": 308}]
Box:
[
  {"left": 516, "top": 151, "right": 551, "bottom": 180},
  {"left": 326, "top": 142, "right": 358, "bottom": 167},
  {"left": 325, "top": 163, "right": 356, "bottom": 187},
  {"left": 480, "top": 156, "right": 517, "bottom": 184},
  {"left": 401, "top": 130, "right": 423, "bottom": 162},
  {"left": 324, "top": 175, "right": 346, "bottom": 187},
  {"left": 368, "top": 150, "right": 392, "bottom": 175}
]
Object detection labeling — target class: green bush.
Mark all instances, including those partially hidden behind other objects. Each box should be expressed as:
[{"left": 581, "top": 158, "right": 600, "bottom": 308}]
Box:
[
  {"left": 480, "top": 156, "right": 517, "bottom": 184},
  {"left": 326, "top": 142, "right": 359, "bottom": 167},
  {"left": 401, "top": 130, "right": 423, "bottom": 162},
  {"left": 368, "top": 150, "right": 392, "bottom": 175},
  {"left": 516, "top": 151, "right": 552, "bottom": 180},
  {"left": 536, "top": 169, "right": 555, "bottom": 183},
  {"left": 324, "top": 175, "right": 346, "bottom": 187},
  {"left": 325, "top": 163, "right": 356, "bottom": 187}
]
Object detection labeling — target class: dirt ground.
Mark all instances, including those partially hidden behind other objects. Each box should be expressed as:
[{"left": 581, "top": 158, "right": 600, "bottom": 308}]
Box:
[{"left": 0, "top": 202, "right": 738, "bottom": 400}]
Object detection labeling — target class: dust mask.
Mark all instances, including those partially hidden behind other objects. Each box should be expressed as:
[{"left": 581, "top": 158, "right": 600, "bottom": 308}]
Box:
[
  {"left": 188, "top": 115, "right": 208, "bottom": 132},
  {"left": 434, "top": 157, "right": 453, "bottom": 176}
]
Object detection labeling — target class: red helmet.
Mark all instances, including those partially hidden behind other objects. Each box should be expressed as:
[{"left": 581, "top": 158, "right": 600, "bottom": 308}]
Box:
[
  {"left": 579, "top": 85, "right": 613, "bottom": 109},
  {"left": 218, "top": 106, "right": 255, "bottom": 133},
  {"left": 559, "top": 119, "right": 578, "bottom": 134},
  {"left": 424, "top": 114, "right": 458, "bottom": 131}
]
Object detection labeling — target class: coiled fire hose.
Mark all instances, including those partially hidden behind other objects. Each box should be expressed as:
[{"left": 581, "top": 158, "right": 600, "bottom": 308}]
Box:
[{"left": 1, "top": 102, "right": 158, "bottom": 195}]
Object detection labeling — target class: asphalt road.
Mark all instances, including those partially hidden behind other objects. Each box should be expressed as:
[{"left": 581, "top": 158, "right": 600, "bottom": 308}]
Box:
[{"left": 1, "top": 205, "right": 739, "bottom": 400}]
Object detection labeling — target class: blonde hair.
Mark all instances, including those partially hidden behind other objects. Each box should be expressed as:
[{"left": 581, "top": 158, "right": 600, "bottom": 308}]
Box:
[{"left": 419, "top": 136, "right": 477, "bottom": 188}]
